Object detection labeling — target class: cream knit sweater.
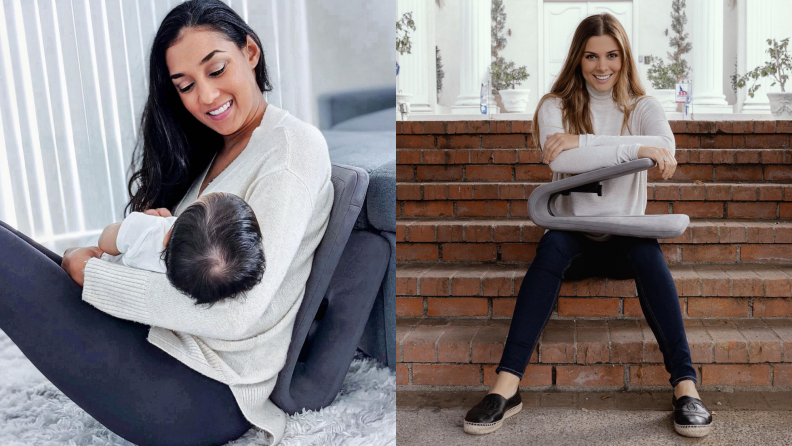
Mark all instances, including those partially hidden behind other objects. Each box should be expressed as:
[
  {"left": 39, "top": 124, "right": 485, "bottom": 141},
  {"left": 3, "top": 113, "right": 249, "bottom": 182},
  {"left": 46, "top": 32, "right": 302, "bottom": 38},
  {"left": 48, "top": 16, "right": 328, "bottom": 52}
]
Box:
[
  {"left": 536, "top": 81, "right": 675, "bottom": 240},
  {"left": 82, "top": 104, "right": 333, "bottom": 445}
]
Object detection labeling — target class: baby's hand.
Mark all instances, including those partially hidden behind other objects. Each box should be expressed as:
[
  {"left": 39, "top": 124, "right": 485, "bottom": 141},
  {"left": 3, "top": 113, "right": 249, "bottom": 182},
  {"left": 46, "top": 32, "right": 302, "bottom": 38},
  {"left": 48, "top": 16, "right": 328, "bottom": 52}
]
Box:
[{"left": 143, "top": 208, "right": 172, "bottom": 217}]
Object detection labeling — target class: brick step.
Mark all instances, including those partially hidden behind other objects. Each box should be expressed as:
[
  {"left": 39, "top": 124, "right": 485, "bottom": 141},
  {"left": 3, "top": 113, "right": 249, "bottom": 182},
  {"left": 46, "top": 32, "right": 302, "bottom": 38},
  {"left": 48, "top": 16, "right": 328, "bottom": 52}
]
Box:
[
  {"left": 395, "top": 264, "right": 792, "bottom": 319},
  {"left": 398, "top": 219, "right": 792, "bottom": 244},
  {"left": 396, "top": 220, "right": 792, "bottom": 264},
  {"left": 399, "top": 181, "right": 792, "bottom": 203},
  {"left": 398, "top": 146, "right": 792, "bottom": 164},
  {"left": 398, "top": 146, "right": 792, "bottom": 167},
  {"left": 398, "top": 160, "right": 792, "bottom": 183},
  {"left": 398, "top": 191, "right": 792, "bottom": 220},
  {"left": 395, "top": 317, "right": 792, "bottom": 389}
]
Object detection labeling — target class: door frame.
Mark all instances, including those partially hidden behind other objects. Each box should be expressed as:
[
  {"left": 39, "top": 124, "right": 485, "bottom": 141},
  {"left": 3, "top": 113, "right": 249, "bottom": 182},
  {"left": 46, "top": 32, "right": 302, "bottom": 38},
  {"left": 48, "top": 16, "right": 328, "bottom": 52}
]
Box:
[{"left": 536, "top": 0, "right": 639, "bottom": 99}]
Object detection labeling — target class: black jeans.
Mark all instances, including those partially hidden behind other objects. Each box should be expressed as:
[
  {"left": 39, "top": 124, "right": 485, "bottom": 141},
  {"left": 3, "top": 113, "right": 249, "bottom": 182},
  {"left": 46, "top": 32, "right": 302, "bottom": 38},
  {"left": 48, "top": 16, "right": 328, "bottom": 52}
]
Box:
[
  {"left": 496, "top": 230, "right": 697, "bottom": 387},
  {"left": 0, "top": 220, "right": 252, "bottom": 446}
]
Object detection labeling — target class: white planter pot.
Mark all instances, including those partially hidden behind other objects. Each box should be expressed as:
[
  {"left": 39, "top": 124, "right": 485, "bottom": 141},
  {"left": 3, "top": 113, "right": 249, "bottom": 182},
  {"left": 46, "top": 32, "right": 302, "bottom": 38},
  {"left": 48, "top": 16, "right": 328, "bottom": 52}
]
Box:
[
  {"left": 498, "top": 88, "right": 530, "bottom": 113},
  {"left": 767, "top": 92, "right": 792, "bottom": 119},
  {"left": 652, "top": 89, "right": 678, "bottom": 112}
]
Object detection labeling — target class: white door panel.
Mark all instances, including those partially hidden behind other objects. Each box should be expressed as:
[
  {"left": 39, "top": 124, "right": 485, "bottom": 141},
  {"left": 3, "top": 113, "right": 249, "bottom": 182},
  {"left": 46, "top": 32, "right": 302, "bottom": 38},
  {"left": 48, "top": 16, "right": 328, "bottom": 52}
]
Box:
[{"left": 544, "top": 1, "right": 633, "bottom": 93}]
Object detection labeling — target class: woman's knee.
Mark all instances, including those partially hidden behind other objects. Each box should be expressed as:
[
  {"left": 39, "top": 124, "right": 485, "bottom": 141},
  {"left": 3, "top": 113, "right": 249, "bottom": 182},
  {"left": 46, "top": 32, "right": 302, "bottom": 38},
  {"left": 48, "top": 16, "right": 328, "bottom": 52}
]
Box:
[
  {"left": 537, "top": 231, "right": 580, "bottom": 259},
  {"left": 532, "top": 231, "right": 582, "bottom": 275}
]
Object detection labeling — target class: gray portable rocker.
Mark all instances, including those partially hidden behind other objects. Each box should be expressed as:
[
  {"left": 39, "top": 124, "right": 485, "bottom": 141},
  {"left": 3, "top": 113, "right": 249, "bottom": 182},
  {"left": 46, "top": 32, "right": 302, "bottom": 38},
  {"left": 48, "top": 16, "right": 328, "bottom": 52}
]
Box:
[
  {"left": 271, "top": 164, "right": 390, "bottom": 414},
  {"left": 527, "top": 158, "right": 689, "bottom": 240}
]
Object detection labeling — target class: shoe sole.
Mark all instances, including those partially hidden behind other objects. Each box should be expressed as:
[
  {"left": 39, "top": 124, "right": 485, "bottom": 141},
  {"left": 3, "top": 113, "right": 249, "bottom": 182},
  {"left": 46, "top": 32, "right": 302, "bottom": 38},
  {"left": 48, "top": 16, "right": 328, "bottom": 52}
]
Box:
[
  {"left": 671, "top": 403, "right": 712, "bottom": 438},
  {"left": 674, "top": 422, "right": 712, "bottom": 438},
  {"left": 463, "top": 403, "right": 523, "bottom": 435}
]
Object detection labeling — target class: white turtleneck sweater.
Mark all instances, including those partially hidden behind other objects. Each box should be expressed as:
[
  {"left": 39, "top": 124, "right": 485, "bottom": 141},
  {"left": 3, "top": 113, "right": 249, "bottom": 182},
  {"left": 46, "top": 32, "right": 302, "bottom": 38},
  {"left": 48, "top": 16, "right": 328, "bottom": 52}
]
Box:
[{"left": 536, "top": 81, "right": 675, "bottom": 239}]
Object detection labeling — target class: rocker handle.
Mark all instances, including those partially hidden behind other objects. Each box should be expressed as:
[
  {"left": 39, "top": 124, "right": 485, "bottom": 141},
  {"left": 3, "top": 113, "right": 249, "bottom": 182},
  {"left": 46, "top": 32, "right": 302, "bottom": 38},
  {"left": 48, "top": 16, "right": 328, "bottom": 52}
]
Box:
[{"left": 527, "top": 158, "right": 690, "bottom": 240}]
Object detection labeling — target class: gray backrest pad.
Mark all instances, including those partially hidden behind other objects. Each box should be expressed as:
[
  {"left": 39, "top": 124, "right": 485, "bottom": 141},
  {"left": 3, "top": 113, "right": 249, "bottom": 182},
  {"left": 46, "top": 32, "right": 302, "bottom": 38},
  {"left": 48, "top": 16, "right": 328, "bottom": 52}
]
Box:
[
  {"left": 528, "top": 159, "right": 689, "bottom": 239},
  {"left": 272, "top": 164, "right": 368, "bottom": 409}
]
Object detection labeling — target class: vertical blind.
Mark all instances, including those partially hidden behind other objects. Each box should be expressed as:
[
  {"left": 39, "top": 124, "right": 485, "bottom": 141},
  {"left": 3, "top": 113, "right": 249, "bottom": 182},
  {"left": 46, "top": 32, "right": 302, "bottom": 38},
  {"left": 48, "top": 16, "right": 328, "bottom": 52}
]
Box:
[{"left": 0, "top": 0, "right": 310, "bottom": 256}]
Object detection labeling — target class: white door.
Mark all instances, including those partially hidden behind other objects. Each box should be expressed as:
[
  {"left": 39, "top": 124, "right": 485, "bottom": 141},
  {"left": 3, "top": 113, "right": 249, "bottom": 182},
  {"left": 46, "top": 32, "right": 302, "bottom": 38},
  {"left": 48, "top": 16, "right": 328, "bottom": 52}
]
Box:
[{"left": 544, "top": 1, "right": 633, "bottom": 93}]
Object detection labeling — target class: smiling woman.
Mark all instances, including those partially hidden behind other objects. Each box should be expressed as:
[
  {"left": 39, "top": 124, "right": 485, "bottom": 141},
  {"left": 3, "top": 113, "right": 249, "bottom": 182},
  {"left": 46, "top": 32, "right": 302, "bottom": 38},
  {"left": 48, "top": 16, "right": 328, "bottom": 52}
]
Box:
[
  {"left": 0, "top": 1, "right": 336, "bottom": 445},
  {"left": 463, "top": 12, "right": 710, "bottom": 439}
]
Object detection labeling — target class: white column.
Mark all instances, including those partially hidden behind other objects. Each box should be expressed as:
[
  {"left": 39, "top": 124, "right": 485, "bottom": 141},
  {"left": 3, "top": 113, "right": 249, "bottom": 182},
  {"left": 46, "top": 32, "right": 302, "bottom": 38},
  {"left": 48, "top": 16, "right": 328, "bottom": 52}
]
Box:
[
  {"left": 397, "top": 0, "right": 432, "bottom": 114},
  {"left": 741, "top": 0, "right": 775, "bottom": 113},
  {"left": 688, "top": 0, "right": 732, "bottom": 113},
  {"left": 452, "top": 0, "right": 498, "bottom": 114}
]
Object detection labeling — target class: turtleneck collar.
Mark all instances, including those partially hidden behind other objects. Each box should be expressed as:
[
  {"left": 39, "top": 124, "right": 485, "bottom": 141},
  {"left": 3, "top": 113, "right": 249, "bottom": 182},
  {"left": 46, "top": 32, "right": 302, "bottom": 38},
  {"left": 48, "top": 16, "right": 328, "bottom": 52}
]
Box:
[{"left": 586, "top": 81, "right": 614, "bottom": 101}]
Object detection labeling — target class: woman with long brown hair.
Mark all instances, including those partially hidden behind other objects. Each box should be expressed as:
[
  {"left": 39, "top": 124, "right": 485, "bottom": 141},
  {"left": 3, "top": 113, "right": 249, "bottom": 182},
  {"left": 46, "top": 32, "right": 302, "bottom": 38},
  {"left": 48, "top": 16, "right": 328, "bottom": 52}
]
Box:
[{"left": 463, "top": 13, "right": 712, "bottom": 438}]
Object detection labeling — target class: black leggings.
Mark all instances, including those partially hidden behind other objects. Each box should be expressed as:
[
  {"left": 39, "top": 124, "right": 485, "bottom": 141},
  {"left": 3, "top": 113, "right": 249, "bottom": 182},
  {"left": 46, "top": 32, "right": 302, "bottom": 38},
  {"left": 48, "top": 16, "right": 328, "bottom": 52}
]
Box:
[{"left": 0, "top": 220, "right": 252, "bottom": 446}]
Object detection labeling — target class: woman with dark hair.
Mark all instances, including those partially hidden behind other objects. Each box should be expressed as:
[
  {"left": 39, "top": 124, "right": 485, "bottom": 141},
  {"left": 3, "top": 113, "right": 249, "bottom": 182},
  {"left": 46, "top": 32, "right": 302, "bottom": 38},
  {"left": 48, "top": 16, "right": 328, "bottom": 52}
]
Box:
[
  {"left": 0, "top": 1, "right": 332, "bottom": 445},
  {"left": 462, "top": 13, "right": 712, "bottom": 438}
]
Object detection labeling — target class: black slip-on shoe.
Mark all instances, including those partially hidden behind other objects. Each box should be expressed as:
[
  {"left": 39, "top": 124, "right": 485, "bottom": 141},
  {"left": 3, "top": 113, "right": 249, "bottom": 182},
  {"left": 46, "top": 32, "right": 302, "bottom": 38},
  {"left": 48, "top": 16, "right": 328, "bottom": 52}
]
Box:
[
  {"left": 463, "top": 391, "right": 522, "bottom": 435},
  {"left": 672, "top": 395, "right": 713, "bottom": 438}
]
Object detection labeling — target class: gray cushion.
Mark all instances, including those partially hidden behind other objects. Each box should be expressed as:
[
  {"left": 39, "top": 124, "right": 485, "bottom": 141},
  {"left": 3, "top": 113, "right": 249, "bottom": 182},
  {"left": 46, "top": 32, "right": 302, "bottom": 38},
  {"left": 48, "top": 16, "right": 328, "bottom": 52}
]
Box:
[
  {"left": 331, "top": 108, "right": 394, "bottom": 132},
  {"left": 271, "top": 164, "right": 370, "bottom": 414},
  {"left": 528, "top": 159, "right": 690, "bottom": 239},
  {"left": 318, "top": 86, "right": 395, "bottom": 130},
  {"left": 325, "top": 130, "right": 395, "bottom": 233}
]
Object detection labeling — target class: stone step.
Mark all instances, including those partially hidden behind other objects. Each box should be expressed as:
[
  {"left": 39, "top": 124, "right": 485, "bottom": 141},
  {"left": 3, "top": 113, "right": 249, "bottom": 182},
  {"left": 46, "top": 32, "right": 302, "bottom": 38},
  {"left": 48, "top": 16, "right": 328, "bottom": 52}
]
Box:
[
  {"left": 396, "top": 220, "right": 792, "bottom": 264},
  {"left": 397, "top": 118, "right": 792, "bottom": 137},
  {"left": 395, "top": 317, "right": 792, "bottom": 389},
  {"left": 395, "top": 264, "right": 792, "bottom": 319}
]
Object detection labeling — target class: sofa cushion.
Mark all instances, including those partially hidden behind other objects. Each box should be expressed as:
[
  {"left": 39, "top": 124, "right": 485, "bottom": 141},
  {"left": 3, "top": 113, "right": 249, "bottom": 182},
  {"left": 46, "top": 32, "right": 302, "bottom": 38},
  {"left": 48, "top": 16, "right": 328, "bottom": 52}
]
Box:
[
  {"left": 331, "top": 108, "right": 394, "bottom": 132},
  {"left": 324, "top": 130, "right": 395, "bottom": 233}
]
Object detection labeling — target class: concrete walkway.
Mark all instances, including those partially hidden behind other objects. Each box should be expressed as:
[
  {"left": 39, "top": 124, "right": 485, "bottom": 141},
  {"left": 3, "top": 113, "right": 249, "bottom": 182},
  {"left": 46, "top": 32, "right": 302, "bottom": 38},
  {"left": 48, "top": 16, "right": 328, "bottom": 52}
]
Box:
[{"left": 397, "top": 391, "right": 792, "bottom": 445}]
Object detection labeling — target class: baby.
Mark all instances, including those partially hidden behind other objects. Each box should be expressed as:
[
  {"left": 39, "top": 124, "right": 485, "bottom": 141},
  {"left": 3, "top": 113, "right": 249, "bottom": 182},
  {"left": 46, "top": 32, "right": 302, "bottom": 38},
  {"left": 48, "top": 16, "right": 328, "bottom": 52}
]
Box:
[{"left": 98, "top": 192, "right": 266, "bottom": 307}]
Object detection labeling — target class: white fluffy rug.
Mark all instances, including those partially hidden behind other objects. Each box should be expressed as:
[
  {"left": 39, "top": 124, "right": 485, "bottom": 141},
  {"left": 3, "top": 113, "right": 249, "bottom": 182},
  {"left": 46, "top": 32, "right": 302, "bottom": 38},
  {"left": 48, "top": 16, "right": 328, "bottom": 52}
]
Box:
[{"left": 0, "top": 330, "right": 395, "bottom": 446}]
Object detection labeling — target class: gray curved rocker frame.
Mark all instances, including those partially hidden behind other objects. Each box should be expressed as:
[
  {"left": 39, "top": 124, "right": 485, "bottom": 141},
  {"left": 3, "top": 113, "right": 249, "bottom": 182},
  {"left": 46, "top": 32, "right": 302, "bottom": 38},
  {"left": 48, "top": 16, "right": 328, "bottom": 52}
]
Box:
[{"left": 527, "top": 158, "right": 689, "bottom": 240}]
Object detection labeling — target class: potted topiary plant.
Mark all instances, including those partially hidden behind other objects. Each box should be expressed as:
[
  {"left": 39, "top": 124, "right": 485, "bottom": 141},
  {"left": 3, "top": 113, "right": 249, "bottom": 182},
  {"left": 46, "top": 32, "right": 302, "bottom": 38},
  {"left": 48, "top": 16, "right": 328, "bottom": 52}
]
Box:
[
  {"left": 436, "top": 46, "right": 445, "bottom": 103},
  {"left": 491, "top": 59, "right": 529, "bottom": 111},
  {"left": 731, "top": 37, "right": 792, "bottom": 118},
  {"left": 646, "top": 0, "right": 691, "bottom": 112},
  {"left": 396, "top": 12, "right": 415, "bottom": 115},
  {"left": 491, "top": 0, "right": 530, "bottom": 112}
]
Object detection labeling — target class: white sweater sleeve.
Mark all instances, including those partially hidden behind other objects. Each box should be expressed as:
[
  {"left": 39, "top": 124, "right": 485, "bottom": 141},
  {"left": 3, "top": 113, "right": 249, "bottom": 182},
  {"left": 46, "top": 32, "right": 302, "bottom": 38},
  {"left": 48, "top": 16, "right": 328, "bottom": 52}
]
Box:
[
  {"left": 82, "top": 169, "right": 314, "bottom": 340},
  {"left": 577, "top": 97, "right": 675, "bottom": 154},
  {"left": 538, "top": 98, "right": 641, "bottom": 174}
]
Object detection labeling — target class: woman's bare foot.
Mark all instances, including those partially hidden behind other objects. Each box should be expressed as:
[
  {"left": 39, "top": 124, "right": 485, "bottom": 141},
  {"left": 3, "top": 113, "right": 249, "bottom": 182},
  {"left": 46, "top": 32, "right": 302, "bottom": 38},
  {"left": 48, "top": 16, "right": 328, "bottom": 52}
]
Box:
[
  {"left": 488, "top": 370, "right": 521, "bottom": 398},
  {"left": 673, "top": 379, "right": 700, "bottom": 400}
]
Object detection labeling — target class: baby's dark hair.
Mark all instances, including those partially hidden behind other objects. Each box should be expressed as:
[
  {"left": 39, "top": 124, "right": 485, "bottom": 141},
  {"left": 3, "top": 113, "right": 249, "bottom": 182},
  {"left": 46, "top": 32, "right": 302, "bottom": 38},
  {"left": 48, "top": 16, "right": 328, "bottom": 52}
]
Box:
[{"left": 163, "top": 192, "right": 265, "bottom": 307}]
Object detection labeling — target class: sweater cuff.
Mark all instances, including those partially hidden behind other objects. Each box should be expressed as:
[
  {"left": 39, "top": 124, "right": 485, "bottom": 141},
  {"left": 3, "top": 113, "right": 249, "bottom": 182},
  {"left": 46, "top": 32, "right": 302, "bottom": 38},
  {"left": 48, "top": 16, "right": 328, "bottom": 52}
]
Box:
[
  {"left": 631, "top": 143, "right": 642, "bottom": 160},
  {"left": 82, "top": 257, "right": 152, "bottom": 324},
  {"left": 578, "top": 134, "right": 587, "bottom": 147}
]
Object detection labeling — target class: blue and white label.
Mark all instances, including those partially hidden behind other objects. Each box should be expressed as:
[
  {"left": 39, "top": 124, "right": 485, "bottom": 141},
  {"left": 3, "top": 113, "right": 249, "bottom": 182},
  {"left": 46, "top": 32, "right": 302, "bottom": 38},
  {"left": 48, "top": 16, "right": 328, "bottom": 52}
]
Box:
[
  {"left": 480, "top": 83, "right": 488, "bottom": 114},
  {"left": 675, "top": 83, "right": 690, "bottom": 104}
]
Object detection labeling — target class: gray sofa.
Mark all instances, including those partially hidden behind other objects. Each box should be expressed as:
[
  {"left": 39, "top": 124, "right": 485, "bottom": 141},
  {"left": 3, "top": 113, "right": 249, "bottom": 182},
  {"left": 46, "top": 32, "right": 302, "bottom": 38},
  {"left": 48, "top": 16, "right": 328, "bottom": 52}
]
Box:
[{"left": 319, "top": 86, "right": 396, "bottom": 370}]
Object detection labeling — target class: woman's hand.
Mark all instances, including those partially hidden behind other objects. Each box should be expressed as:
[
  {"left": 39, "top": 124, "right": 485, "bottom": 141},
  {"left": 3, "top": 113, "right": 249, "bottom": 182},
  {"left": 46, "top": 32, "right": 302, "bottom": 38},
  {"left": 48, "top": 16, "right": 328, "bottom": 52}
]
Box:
[
  {"left": 637, "top": 146, "right": 677, "bottom": 180},
  {"left": 542, "top": 133, "right": 579, "bottom": 164},
  {"left": 143, "top": 208, "right": 172, "bottom": 217},
  {"left": 62, "top": 246, "right": 104, "bottom": 287}
]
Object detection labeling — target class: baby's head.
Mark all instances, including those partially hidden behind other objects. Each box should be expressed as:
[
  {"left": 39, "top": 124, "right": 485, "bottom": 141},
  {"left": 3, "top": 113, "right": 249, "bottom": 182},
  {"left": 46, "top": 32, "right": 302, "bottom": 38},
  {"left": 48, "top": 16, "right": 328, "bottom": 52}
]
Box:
[{"left": 162, "top": 192, "right": 265, "bottom": 307}]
